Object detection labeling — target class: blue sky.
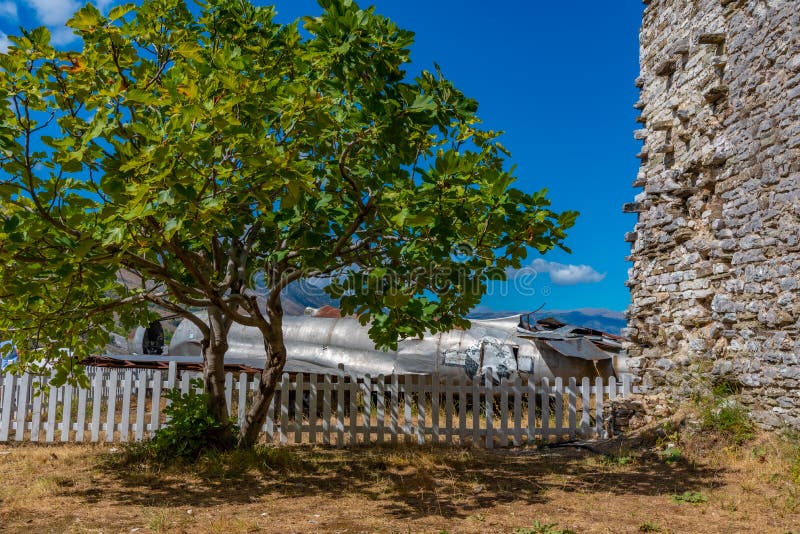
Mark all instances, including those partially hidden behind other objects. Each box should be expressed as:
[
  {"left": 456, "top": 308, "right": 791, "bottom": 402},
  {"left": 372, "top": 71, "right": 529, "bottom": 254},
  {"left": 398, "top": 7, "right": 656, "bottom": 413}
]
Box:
[{"left": 0, "top": 0, "right": 644, "bottom": 313}]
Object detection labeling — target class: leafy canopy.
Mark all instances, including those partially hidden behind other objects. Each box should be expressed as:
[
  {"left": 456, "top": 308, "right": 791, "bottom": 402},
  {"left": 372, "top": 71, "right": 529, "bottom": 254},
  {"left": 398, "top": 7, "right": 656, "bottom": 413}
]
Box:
[{"left": 0, "top": 0, "right": 576, "bottom": 381}]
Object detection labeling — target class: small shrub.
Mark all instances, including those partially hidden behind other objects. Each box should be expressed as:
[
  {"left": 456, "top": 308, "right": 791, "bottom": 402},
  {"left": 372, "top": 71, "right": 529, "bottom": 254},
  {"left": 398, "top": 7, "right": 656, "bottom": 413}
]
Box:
[
  {"left": 671, "top": 490, "right": 707, "bottom": 504},
  {"left": 700, "top": 395, "right": 754, "bottom": 445},
  {"left": 659, "top": 447, "right": 682, "bottom": 464},
  {"left": 601, "top": 450, "right": 634, "bottom": 466},
  {"left": 149, "top": 378, "right": 238, "bottom": 463}
]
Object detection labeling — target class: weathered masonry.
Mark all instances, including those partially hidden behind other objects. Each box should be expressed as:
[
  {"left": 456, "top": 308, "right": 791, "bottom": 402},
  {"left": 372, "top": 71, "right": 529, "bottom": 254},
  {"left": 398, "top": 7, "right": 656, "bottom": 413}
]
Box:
[{"left": 625, "top": 0, "right": 800, "bottom": 428}]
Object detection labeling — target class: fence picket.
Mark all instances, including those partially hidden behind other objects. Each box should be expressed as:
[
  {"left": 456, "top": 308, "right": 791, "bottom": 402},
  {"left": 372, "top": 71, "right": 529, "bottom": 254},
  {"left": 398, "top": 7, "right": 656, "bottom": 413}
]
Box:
[
  {"left": 309, "top": 373, "right": 318, "bottom": 445},
  {"left": 265, "top": 381, "right": 276, "bottom": 444},
  {"left": 376, "top": 375, "right": 385, "bottom": 444},
  {"left": 471, "top": 379, "right": 480, "bottom": 447},
  {"left": 526, "top": 375, "right": 536, "bottom": 444},
  {"left": 322, "top": 373, "right": 331, "bottom": 445},
  {"left": 0, "top": 374, "right": 13, "bottom": 442},
  {"left": 30, "top": 376, "right": 43, "bottom": 442},
  {"left": 120, "top": 371, "right": 132, "bottom": 442},
  {"left": 134, "top": 373, "right": 146, "bottom": 441},
  {"left": 500, "top": 376, "right": 509, "bottom": 448},
  {"left": 61, "top": 382, "right": 73, "bottom": 442},
  {"left": 294, "top": 373, "right": 303, "bottom": 444},
  {"left": 390, "top": 373, "right": 399, "bottom": 444},
  {"left": 431, "top": 376, "right": 440, "bottom": 444},
  {"left": 581, "top": 377, "right": 591, "bottom": 437},
  {"left": 568, "top": 377, "right": 577, "bottom": 440},
  {"left": 75, "top": 385, "right": 88, "bottom": 443},
  {"left": 46, "top": 373, "right": 58, "bottom": 443},
  {"left": 15, "top": 373, "right": 30, "bottom": 441},
  {"left": 595, "top": 377, "right": 604, "bottom": 438},
  {"left": 416, "top": 375, "right": 426, "bottom": 445},
  {"left": 485, "top": 373, "right": 494, "bottom": 449},
  {"left": 362, "top": 374, "right": 371, "bottom": 443},
  {"left": 150, "top": 370, "right": 162, "bottom": 436},
  {"left": 403, "top": 375, "right": 413, "bottom": 444},
  {"left": 237, "top": 373, "right": 248, "bottom": 428},
  {"left": 349, "top": 372, "right": 358, "bottom": 445},
  {"left": 105, "top": 370, "right": 118, "bottom": 442},
  {"left": 91, "top": 372, "right": 103, "bottom": 442},
  {"left": 540, "top": 377, "right": 550, "bottom": 440},
  {"left": 336, "top": 367, "right": 345, "bottom": 447},
  {"left": 222, "top": 373, "right": 232, "bottom": 417},
  {"left": 458, "top": 378, "right": 467, "bottom": 445},
  {"left": 444, "top": 376, "right": 453, "bottom": 445},
  {"left": 166, "top": 362, "right": 177, "bottom": 411},
  {"left": 513, "top": 375, "right": 522, "bottom": 447},
  {"left": 554, "top": 377, "right": 563, "bottom": 440},
  {"left": 279, "top": 373, "right": 289, "bottom": 445}
]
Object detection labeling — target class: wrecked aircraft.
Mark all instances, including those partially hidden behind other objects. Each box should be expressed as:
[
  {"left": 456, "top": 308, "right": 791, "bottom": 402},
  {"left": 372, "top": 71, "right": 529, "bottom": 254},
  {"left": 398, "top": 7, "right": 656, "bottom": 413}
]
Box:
[{"left": 99, "top": 310, "right": 627, "bottom": 383}]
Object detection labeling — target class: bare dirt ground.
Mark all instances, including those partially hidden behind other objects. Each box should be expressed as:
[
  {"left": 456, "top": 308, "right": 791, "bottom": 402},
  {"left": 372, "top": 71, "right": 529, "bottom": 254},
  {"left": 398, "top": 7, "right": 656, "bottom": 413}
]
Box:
[{"left": 1, "top": 431, "right": 798, "bottom": 533}]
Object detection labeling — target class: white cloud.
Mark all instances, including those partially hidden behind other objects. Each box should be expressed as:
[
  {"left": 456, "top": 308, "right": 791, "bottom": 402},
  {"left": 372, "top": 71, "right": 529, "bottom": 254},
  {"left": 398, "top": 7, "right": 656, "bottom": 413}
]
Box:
[
  {"left": 94, "top": 0, "right": 114, "bottom": 12},
  {"left": 0, "top": 1, "right": 17, "bottom": 19},
  {"left": 19, "top": 0, "right": 116, "bottom": 46},
  {"left": 517, "top": 259, "right": 607, "bottom": 286},
  {"left": 0, "top": 32, "right": 10, "bottom": 53},
  {"left": 49, "top": 25, "right": 76, "bottom": 46},
  {"left": 26, "top": 0, "right": 81, "bottom": 27}
]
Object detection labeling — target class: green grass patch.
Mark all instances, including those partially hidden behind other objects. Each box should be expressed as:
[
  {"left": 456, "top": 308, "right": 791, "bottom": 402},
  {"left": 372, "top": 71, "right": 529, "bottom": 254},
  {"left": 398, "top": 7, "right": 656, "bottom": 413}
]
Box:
[
  {"left": 671, "top": 490, "right": 707, "bottom": 504},
  {"left": 514, "top": 521, "right": 577, "bottom": 534},
  {"left": 699, "top": 386, "right": 755, "bottom": 445}
]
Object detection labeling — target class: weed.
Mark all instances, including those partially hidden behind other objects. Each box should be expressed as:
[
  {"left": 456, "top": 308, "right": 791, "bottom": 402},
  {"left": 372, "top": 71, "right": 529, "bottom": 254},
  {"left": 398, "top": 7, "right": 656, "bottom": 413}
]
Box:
[
  {"left": 638, "top": 522, "right": 662, "bottom": 533},
  {"left": 514, "top": 521, "right": 576, "bottom": 534},
  {"left": 601, "top": 449, "right": 634, "bottom": 466},
  {"left": 750, "top": 445, "right": 767, "bottom": 461},
  {"left": 671, "top": 490, "right": 707, "bottom": 504},
  {"left": 146, "top": 509, "right": 171, "bottom": 533},
  {"left": 721, "top": 500, "right": 738, "bottom": 512},
  {"left": 700, "top": 394, "right": 755, "bottom": 445},
  {"left": 659, "top": 447, "right": 682, "bottom": 464},
  {"left": 711, "top": 380, "right": 741, "bottom": 397},
  {"left": 791, "top": 446, "right": 800, "bottom": 487}
]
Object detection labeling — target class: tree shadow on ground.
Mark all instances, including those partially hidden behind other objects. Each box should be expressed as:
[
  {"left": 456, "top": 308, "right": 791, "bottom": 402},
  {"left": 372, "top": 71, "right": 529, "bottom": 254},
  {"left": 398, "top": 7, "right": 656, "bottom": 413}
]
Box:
[{"left": 88, "top": 443, "right": 725, "bottom": 521}]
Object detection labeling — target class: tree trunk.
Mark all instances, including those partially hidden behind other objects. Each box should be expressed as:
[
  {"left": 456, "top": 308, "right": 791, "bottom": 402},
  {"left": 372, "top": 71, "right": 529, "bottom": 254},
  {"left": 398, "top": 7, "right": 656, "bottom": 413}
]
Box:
[
  {"left": 239, "top": 309, "right": 287, "bottom": 448},
  {"left": 201, "top": 306, "right": 236, "bottom": 445}
]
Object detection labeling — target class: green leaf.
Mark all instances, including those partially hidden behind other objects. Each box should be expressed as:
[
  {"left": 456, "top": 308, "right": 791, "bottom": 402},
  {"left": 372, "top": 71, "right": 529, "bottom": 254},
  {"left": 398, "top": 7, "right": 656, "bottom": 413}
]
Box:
[
  {"left": 408, "top": 95, "right": 435, "bottom": 113},
  {"left": 405, "top": 212, "right": 435, "bottom": 226},
  {"left": 391, "top": 208, "right": 409, "bottom": 227},
  {"left": 107, "top": 4, "right": 135, "bottom": 22},
  {"left": 102, "top": 226, "right": 125, "bottom": 246},
  {"left": 67, "top": 4, "right": 102, "bottom": 31},
  {"left": 3, "top": 215, "right": 20, "bottom": 233},
  {"left": 29, "top": 27, "right": 51, "bottom": 48}
]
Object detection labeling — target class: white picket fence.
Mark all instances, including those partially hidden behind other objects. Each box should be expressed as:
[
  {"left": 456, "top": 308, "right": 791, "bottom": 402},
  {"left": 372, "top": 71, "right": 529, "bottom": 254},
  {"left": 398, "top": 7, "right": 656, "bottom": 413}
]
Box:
[{"left": 0, "top": 364, "right": 632, "bottom": 448}]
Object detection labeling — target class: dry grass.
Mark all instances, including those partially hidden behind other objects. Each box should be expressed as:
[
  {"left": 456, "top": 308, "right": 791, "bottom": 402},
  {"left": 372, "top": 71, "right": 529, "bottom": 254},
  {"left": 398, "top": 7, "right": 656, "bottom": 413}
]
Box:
[{"left": 1, "top": 429, "right": 799, "bottom": 533}]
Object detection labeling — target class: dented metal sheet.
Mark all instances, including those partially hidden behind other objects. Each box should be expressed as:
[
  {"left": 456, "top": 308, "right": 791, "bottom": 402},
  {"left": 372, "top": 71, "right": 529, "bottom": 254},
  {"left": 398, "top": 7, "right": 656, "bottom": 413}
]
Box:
[{"left": 543, "top": 338, "right": 612, "bottom": 361}]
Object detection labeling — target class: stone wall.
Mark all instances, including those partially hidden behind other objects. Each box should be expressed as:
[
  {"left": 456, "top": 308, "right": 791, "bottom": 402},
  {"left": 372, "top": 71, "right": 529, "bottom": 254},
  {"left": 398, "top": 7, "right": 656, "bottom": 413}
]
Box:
[{"left": 625, "top": 0, "right": 800, "bottom": 428}]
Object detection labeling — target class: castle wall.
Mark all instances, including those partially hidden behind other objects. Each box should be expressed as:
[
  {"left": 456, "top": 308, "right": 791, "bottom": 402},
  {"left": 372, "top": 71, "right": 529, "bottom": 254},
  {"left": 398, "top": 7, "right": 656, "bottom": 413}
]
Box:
[{"left": 626, "top": 0, "right": 800, "bottom": 428}]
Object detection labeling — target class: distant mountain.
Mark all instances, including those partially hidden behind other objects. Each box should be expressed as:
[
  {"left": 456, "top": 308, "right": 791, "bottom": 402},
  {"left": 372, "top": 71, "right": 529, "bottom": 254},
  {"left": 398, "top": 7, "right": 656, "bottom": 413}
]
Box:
[
  {"left": 279, "top": 280, "right": 626, "bottom": 335},
  {"left": 279, "top": 280, "right": 339, "bottom": 315},
  {"left": 466, "top": 308, "right": 627, "bottom": 335}
]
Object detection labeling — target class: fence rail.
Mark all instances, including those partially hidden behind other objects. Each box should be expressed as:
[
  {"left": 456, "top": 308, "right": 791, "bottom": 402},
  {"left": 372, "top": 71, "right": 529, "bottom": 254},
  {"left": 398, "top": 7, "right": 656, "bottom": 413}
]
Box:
[{"left": 0, "top": 364, "right": 632, "bottom": 448}]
